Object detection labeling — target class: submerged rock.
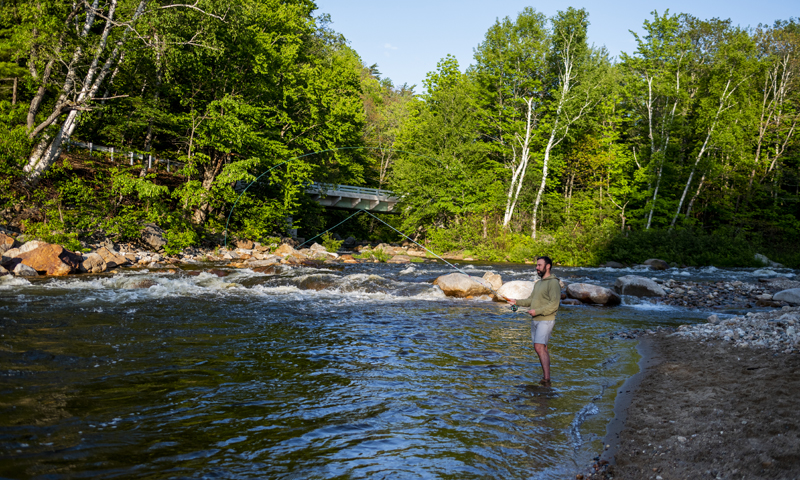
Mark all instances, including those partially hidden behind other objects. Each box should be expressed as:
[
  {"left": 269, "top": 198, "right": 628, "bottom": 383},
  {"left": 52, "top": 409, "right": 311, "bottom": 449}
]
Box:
[
  {"left": 614, "top": 275, "right": 666, "bottom": 297},
  {"left": 433, "top": 273, "right": 493, "bottom": 298},
  {"left": 566, "top": 283, "right": 621, "bottom": 306}
]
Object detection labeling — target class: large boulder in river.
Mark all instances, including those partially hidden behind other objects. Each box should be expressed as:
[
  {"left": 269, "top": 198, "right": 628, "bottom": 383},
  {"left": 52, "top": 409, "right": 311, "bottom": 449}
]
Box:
[
  {"left": 482, "top": 272, "right": 503, "bottom": 291},
  {"left": 496, "top": 281, "right": 535, "bottom": 302},
  {"left": 614, "top": 275, "right": 666, "bottom": 297},
  {"left": 0, "top": 233, "right": 19, "bottom": 255},
  {"left": 15, "top": 243, "right": 81, "bottom": 276},
  {"left": 643, "top": 258, "right": 669, "bottom": 270},
  {"left": 566, "top": 283, "right": 621, "bottom": 306},
  {"left": 433, "top": 273, "right": 493, "bottom": 298},
  {"left": 773, "top": 288, "right": 800, "bottom": 305}
]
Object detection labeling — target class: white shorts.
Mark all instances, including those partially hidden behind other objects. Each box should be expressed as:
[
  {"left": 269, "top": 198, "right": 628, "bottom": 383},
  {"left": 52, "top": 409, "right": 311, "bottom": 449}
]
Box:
[{"left": 531, "top": 320, "right": 555, "bottom": 345}]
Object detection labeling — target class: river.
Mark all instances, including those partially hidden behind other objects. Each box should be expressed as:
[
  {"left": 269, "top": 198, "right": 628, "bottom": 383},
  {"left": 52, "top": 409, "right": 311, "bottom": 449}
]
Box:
[{"left": 0, "top": 261, "right": 796, "bottom": 479}]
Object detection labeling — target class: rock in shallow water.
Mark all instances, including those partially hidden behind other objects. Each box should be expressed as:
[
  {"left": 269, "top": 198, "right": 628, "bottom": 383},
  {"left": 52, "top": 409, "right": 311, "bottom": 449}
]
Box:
[
  {"left": 16, "top": 244, "right": 81, "bottom": 276},
  {"left": 614, "top": 275, "right": 666, "bottom": 297},
  {"left": 496, "top": 280, "right": 535, "bottom": 301},
  {"left": 566, "top": 283, "right": 621, "bottom": 305},
  {"left": 773, "top": 288, "right": 800, "bottom": 305},
  {"left": 433, "top": 273, "right": 493, "bottom": 298}
]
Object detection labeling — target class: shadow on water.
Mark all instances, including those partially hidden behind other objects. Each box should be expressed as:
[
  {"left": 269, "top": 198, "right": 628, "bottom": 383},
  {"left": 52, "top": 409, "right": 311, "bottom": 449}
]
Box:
[{"left": 0, "top": 262, "right": 767, "bottom": 478}]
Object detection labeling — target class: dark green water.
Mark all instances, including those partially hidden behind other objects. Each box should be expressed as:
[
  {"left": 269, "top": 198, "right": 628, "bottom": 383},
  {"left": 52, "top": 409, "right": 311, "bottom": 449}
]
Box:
[{"left": 1, "top": 262, "right": 759, "bottom": 479}]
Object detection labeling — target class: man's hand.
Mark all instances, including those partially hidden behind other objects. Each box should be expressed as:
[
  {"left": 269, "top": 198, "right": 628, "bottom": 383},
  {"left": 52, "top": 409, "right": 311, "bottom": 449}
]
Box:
[
  {"left": 507, "top": 298, "right": 516, "bottom": 305},
  {"left": 528, "top": 309, "right": 536, "bottom": 317}
]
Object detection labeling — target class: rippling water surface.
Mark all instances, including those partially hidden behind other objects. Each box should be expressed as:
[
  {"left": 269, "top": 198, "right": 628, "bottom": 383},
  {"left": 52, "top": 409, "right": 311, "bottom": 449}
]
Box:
[{"left": 1, "top": 261, "right": 793, "bottom": 478}]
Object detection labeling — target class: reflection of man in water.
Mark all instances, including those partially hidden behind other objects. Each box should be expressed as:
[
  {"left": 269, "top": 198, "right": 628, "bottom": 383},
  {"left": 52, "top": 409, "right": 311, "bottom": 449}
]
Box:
[{"left": 507, "top": 256, "right": 561, "bottom": 386}]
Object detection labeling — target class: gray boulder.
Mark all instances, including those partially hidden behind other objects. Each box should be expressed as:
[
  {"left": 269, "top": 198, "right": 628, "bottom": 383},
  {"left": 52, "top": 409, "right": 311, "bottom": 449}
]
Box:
[
  {"left": 773, "top": 288, "right": 800, "bottom": 305},
  {"left": 433, "top": 273, "right": 493, "bottom": 298},
  {"left": 496, "top": 280, "right": 534, "bottom": 301},
  {"left": 755, "top": 253, "right": 783, "bottom": 268},
  {"left": 13, "top": 263, "right": 38, "bottom": 276},
  {"left": 142, "top": 223, "right": 167, "bottom": 251},
  {"left": 566, "top": 283, "right": 621, "bottom": 305},
  {"left": 614, "top": 275, "right": 666, "bottom": 297},
  {"left": 602, "top": 261, "right": 625, "bottom": 269},
  {"left": 643, "top": 258, "right": 669, "bottom": 270}
]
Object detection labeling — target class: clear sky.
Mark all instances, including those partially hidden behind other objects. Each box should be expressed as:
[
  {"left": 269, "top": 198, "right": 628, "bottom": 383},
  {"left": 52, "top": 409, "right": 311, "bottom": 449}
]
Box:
[{"left": 314, "top": 0, "right": 797, "bottom": 91}]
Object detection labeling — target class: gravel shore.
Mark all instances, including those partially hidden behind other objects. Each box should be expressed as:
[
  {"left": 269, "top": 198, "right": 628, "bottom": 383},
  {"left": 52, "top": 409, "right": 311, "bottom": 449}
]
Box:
[{"left": 582, "top": 319, "right": 800, "bottom": 480}]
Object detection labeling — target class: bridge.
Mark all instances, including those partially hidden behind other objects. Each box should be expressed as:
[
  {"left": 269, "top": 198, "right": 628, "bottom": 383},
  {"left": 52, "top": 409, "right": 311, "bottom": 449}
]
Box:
[
  {"left": 305, "top": 183, "right": 401, "bottom": 213},
  {"left": 66, "top": 139, "right": 402, "bottom": 211}
]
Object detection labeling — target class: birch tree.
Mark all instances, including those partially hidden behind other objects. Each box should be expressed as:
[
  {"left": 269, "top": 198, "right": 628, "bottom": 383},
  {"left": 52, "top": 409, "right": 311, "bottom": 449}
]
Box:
[
  {"left": 14, "top": 0, "right": 224, "bottom": 185},
  {"left": 670, "top": 24, "right": 756, "bottom": 227},
  {"left": 621, "top": 11, "right": 690, "bottom": 229},
  {"left": 529, "top": 7, "right": 607, "bottom": 239},
  {"left": 471, "top": 8, "right": 549, "bottom": 229}
]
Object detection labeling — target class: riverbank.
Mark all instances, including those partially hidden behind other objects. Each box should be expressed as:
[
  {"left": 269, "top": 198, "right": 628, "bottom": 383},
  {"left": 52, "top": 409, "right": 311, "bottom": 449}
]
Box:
[{"left": 582, "top": 312, "right": 800, "bottom": 480}]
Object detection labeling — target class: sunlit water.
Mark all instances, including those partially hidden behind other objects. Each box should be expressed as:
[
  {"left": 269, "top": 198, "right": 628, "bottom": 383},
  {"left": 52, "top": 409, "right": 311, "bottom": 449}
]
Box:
[{"left": 0, "top": 262, "right": 794, "bottom": 479}]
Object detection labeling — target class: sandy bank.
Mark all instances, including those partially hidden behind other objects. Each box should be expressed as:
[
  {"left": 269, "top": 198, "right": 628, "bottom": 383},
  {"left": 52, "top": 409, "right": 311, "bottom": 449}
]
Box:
[{"left": 582, "top": 331, "right": 800, "bottom": 479}]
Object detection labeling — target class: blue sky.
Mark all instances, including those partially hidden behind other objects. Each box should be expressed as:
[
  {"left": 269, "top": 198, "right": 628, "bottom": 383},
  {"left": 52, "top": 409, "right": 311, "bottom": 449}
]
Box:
[{"left": 314, "top": 0, "right": 797, "bottom": 91}]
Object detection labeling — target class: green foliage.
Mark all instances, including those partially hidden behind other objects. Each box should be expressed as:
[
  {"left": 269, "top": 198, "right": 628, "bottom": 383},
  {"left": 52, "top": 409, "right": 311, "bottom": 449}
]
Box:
[
  {"left": 20, "top": 219, "right": 83, "bottom": 252},
  {"left": 321, "top": 232, "right": 343, "bottom": 253},
  {"left": 602, "top": 229, "right": 762, "bottom": 267},
  {"left": 354, "top": 248, "right": 391, "bottom": 262}
]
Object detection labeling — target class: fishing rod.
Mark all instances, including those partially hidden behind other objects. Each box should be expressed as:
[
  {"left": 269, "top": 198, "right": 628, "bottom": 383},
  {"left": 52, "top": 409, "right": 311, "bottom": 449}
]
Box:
[{"left": 291, "top": 207, "right": 516, "bottom": 308}]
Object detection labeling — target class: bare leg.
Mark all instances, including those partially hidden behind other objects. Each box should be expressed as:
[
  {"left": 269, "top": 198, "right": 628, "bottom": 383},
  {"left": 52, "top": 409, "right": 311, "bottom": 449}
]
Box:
[{"left": 534, "top": 343, "right": 550, "bottom": 380}]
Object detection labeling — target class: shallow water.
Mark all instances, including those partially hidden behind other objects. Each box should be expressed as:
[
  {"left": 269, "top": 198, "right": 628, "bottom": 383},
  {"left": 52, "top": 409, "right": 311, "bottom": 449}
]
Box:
[{"left": 0, "top": 262, "right": 791, "bottom": 479}]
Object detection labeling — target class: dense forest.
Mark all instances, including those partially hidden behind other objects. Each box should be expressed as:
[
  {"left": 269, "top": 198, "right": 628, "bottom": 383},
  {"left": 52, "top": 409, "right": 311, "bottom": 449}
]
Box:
[{"left": 1, "top": 1, "right": 798, "bottom": 266}]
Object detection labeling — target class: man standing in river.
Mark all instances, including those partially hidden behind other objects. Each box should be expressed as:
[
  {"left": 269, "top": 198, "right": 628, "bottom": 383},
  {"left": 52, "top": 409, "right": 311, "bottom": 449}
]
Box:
[{"left": 507, "top": 256, "right": 561, "bottom": 386}]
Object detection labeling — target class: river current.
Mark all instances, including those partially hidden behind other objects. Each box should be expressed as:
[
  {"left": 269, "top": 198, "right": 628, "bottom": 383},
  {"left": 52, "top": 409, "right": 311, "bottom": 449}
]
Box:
[{"left": 0, "top": 261, "right": 796, "bottom": 479}]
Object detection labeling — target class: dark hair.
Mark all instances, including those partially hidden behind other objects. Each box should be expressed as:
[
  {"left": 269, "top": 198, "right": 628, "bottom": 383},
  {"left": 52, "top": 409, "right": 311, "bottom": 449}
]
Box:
[{"left": 537, "top": 256, "right": 553, "bottom": 270}]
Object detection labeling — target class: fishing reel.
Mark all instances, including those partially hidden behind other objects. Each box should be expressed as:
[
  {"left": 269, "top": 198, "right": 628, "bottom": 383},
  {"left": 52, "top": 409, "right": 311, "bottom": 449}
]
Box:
[{"left": 510, "top": 304, "right": 518, "bottom": 312}]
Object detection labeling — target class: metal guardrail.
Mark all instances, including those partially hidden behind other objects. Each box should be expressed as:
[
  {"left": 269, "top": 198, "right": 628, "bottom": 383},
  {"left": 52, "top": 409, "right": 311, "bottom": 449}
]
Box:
[
  {"left": 66, "top": 139, "right": 184, "bottom": 172},
  {"left": 306, "top": 183, "right": 398, "bottom": 198}
]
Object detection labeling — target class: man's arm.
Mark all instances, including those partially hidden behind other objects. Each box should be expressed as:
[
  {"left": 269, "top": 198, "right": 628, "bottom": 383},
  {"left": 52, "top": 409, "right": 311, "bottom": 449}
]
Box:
[{"left": 515, "top": 286, "right": 536, "bottom": 307}]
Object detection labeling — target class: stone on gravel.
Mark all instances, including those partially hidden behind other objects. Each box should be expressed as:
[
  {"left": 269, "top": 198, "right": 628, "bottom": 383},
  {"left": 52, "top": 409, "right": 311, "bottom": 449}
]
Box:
[
  {"left": 496, "top": 281, "right": 535, "bottom": 301},
  {"left": 340, "top": 254, "right": 358, "bottom": 264},
  {"left": 274, "top": 244, "right": 297, "bottom": 257},
  {"left": 96, "top": 246, "right": 129, "bottom": 268},
  {"left": 235, "top": 239, "right": 254, "bottom": 250},
  {"left": 773, "top": 288, "right": 800, "bottom": 305},
  {"left": 245, "top": 257, "right": 280, "bottom": 267},
  {"left": 614, "top": 275, "right": 667, "bottom": 297},
  {"left": 482, "top": 272, "right": 503, "bottom": 291},
  {"left": 643, "top": 258, "right": 669, "bottom": 270},
  {"left": 141, "top": 223, "right": 167, "bottom": 251},
  {"left": 16, "top": 244, "right": 81, "bottom": 275},
  {"left": 13, "top": 263, "right": 38, "bottom": 276},
  {"left": 387, "top": 255, "right": 411, "bottom": 264},
  {"left": 0, "top": 265, "right": 8, "bottom": 276},
  {"left": 0, "top": 233, "right": 19, "bottom": 255},
  {"left": 80, "top": 253, "right": 107, "bottom": 273},
  {"left": 566, "top": 283, "right": 621, "bottom": 305},
  {"left": 433, "top": 273, "right": 493, "bottom": 298}
]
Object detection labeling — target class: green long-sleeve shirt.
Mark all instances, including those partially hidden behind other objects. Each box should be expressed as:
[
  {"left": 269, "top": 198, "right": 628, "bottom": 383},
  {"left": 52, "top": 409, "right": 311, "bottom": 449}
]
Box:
[{"left": 516, "top": 275, "right": 561, "bottom": 322}]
